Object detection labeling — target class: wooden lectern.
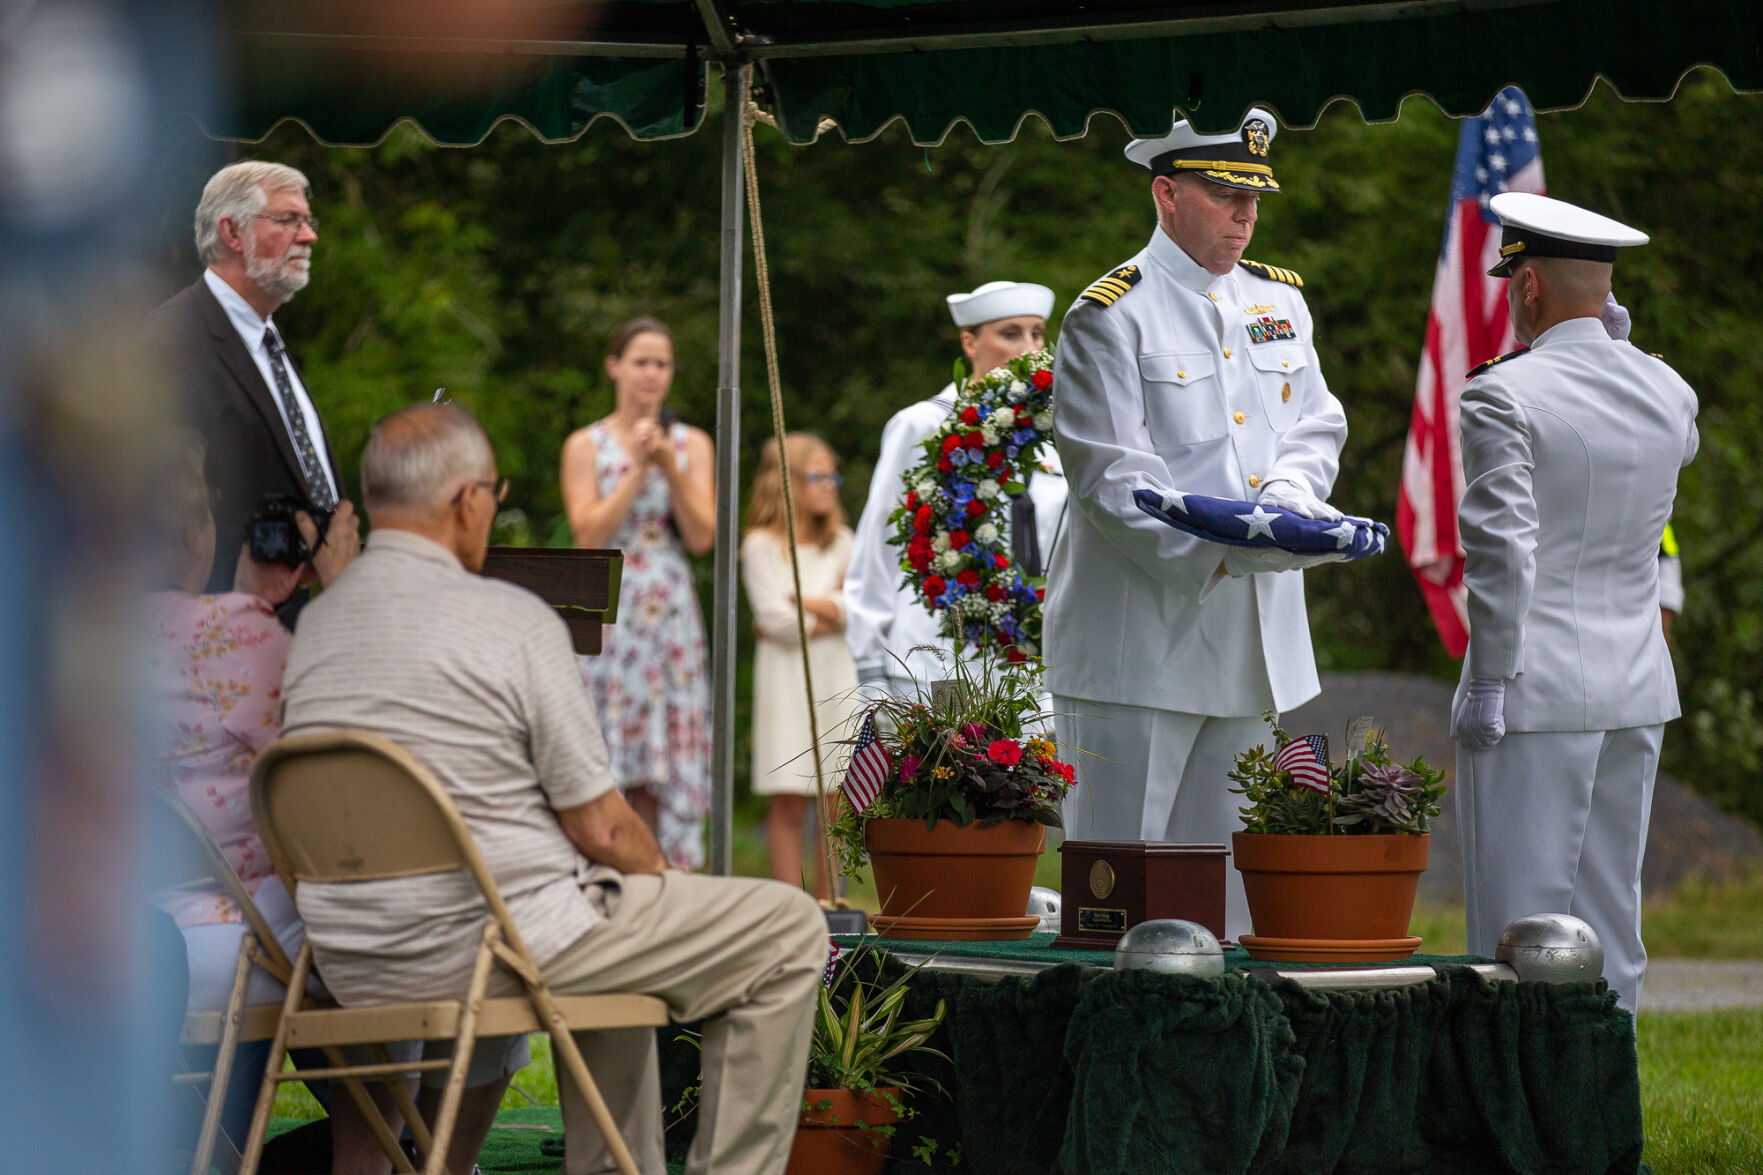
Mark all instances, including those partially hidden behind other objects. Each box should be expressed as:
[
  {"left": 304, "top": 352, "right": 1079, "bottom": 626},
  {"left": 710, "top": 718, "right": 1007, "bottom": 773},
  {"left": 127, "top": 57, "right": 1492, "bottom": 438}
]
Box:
[{"left": 479, "top": 548, "right": 622, "bottom": 655}]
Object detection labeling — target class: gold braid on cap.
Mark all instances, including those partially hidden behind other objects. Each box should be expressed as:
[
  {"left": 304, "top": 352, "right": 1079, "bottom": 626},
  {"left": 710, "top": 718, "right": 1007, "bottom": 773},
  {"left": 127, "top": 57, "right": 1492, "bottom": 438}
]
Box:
[{"left": 1171, "top": 159, "right": 1274, "bottom": 177}]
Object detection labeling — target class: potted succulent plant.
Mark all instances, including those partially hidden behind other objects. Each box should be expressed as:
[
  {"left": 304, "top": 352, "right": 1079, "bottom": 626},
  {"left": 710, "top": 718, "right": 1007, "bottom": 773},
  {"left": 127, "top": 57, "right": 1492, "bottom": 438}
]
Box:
[
  {"left": 787, "top": 940, "right": 950, "bottom": 1175},
  {"left": 828, "top": 656, "right": 1077, "bottom": 940},
  {"left": 1228, "top": 713, "right": 1447, "bottom": 962}
]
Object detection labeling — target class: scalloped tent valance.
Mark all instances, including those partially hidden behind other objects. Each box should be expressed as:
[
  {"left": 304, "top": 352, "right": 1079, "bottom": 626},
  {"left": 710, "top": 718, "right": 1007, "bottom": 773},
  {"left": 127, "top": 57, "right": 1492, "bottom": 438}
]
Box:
[{"left": 219, "top": 0, "right": 1763, "bottom": 147}]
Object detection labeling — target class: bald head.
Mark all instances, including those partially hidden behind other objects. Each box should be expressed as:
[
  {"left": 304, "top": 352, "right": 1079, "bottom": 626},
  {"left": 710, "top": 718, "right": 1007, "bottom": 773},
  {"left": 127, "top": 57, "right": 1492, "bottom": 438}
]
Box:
[
  {"left": 362, "top": 403, "right": 494, "bottom": 519},
  {"left": 1506, "top": 256, "right": 1614, "bottom": 346}
]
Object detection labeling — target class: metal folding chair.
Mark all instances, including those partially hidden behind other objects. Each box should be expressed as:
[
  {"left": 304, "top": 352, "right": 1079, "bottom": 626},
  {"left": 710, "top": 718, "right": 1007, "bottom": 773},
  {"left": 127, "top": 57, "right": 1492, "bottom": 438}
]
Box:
[
  {"left": 159, "top": 793, "right": 296, "bottom": 1175},
  {"left": 242, "top": 730, "right": 668, "bottom": 1175}
]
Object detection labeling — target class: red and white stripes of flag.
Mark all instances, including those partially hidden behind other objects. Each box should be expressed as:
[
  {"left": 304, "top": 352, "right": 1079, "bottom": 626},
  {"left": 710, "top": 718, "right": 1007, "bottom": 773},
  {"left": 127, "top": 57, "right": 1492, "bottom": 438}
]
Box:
[
  {"left": 1274, "top": 734, "right": 1332, "bottom": 794},
  {"left": 841, "top": 710, "right": 892, "bottom": 812}
]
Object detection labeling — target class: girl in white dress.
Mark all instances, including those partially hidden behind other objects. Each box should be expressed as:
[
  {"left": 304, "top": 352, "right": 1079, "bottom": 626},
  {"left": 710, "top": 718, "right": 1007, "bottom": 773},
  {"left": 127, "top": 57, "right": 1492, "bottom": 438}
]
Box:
[{"left": 741, "top": 433, "right": 859, "bottom": 897}]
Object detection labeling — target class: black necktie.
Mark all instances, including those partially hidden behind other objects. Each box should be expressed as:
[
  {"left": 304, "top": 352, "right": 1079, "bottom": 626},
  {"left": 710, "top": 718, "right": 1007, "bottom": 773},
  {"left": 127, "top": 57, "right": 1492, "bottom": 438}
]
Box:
[
  {"left": 262, "top": 328, "right": 336, "bottom": 510},
  {"left": 1010, "top": 489, "right": 1043, "bottom": 579}
]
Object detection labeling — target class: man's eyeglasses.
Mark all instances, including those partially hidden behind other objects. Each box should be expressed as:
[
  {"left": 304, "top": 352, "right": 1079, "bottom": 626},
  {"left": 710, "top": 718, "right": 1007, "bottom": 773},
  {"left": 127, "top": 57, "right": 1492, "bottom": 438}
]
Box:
[
  {"left": 803, "top": 472, "right": 844, "bottom": 488},
  {"left": 255, "top": 212, "right": 320, "bottom": 232},
  {"left": 453, "top": 477, "right": 509, "bottom": 506}
]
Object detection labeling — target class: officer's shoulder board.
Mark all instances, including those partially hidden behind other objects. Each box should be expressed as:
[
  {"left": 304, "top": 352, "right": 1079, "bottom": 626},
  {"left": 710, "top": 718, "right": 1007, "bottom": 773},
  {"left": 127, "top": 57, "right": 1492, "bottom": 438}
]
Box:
[
  {"left": 1237, "top": 259, "right": 1303, "bottom": 287},
  {"left": 1077, "top": 265, "right": 1142, "bottom": 308},
  {"left": 1465, "top": 348, "right": 1529, "bottom": 380}
]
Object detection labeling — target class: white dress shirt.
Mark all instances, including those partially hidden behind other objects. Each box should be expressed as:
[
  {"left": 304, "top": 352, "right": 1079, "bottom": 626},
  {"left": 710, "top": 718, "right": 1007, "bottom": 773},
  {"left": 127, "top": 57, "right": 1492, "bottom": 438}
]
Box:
[{"left": 203, "top": 267, "right": 338, "bottom": 502}]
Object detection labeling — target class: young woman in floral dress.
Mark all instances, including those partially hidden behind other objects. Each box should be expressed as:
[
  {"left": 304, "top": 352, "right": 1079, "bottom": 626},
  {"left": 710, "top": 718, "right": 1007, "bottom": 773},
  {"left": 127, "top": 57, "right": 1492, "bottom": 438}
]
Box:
[{"left": 561, "top": 318, "right": 716, "bottom": 869}]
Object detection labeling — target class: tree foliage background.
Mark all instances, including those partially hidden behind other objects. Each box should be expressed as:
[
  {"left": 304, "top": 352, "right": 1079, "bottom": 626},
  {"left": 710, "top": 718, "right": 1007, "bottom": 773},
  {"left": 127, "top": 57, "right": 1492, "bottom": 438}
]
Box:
[{"left": 156, "top": 71, "right": 1762, "bottom": 828}]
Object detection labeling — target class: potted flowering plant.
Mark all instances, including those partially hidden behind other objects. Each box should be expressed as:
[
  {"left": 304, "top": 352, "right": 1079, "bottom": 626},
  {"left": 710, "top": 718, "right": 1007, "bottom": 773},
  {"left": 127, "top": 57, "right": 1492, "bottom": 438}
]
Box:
[
  {"left": 1228, "top": 713, "right": 1447, "bottom": 962},
  {"left": 787, "top": 938, "right": 950, "bottom": 1175},
  {"left": 890, "top": 348, "right": 1057, "bottom": 660},
  {"left": 829, "top": 656, "right": 1077, "bottom": 940}
]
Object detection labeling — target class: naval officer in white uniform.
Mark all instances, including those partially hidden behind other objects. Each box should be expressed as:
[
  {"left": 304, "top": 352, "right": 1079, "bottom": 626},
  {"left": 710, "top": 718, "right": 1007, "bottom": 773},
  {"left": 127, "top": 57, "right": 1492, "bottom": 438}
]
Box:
[
  {"left": 1452, "top": 192, "right": 1698, "bottom": 1014},
  {"left": 845, "top": 280, "right": 1066, "bottom": 697},
  {"left": 1045, "top": 110, "right": 1349, "bottom": 938}
]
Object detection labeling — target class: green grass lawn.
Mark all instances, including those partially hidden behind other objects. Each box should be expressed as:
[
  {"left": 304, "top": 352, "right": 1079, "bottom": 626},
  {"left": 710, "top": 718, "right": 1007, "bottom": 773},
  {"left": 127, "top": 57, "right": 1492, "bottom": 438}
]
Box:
[{"left": 1637, "top": 1009, "right": 1763, "bottom": 1174}]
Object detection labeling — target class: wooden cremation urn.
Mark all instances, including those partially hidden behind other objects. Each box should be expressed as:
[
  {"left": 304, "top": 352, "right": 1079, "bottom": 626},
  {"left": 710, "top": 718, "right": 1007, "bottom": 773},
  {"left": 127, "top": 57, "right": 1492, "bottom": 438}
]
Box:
[
  {"left": 1051, "top": 841, "right": 1229, "bottom": 949},
  {"left": 479, "top": 548, "right": 622, "bottom": 655}
]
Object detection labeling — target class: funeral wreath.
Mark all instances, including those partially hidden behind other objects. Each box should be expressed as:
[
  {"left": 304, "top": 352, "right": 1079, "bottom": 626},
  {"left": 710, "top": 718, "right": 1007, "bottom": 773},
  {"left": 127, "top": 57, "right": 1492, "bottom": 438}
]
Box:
[{"left": 889, "top": 348, "right": 1057, "bottom": 660}]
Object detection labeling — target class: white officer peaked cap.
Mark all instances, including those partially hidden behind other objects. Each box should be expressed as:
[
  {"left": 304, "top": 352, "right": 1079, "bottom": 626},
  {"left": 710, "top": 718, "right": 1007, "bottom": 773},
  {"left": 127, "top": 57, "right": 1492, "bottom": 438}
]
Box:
[
  {"left": 1124, "top": 107, "right": 1281, "bottom": 192},
  {"left": 1486, "top": 192, "right": 1649, "bottom": 277},
  {"left": 946, "top": 281, "right": 1055, "bottom": 329}
]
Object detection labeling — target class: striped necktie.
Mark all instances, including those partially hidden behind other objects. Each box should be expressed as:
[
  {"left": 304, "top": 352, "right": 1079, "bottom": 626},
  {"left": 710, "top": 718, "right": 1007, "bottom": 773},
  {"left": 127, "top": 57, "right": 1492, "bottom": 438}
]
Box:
[{"left": 261, "top": 328, "right": 336, "bottom": 510}]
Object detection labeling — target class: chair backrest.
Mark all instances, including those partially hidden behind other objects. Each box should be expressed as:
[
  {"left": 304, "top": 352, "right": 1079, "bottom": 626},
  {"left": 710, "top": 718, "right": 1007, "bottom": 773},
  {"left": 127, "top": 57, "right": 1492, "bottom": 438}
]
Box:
[
  {"left": 248, "top": 730, "right": 534, "bottom": 959},
  {"left": 153, "top": 792, "right": 293, "bottom": 982}
]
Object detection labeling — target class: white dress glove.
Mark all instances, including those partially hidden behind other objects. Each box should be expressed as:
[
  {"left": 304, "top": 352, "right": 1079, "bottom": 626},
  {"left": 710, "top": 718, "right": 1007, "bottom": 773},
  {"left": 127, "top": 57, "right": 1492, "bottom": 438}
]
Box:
[
  {"left": 1223, "top": 545, "right": 1348, "bottom": 577},
  {"left": 1257, "top": 478, "right": 1343, "bottom": 522},
  {"left": 1600, "top": 292, "right": 1632, "bottom": 341},
  {"left": 1452, "top": 677, "right": 1507, "bottom": 750}
]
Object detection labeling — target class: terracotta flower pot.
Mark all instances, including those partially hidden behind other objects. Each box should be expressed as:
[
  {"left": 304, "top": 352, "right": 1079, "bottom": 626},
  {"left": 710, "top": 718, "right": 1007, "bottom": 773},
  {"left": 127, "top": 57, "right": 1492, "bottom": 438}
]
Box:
[
  {"left": 785, "top": 1087, "right": 901, "bottom": 1175},
  {"left": 1232, "top": 832, "right": 1430, "bottom": 963},
  {"left": 864, "top": 816, "right": 1045, "bottom": 940}
]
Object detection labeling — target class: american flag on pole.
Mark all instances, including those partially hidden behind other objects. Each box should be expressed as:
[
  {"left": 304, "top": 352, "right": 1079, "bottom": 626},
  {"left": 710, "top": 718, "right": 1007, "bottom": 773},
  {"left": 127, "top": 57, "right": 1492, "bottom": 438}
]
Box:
[
  {"left": 1275, "top": 734, "right": 1332, "bottom": 795},
  {"left": 842, "top": 711, "right": 891, "bottom": 813},
  {"left": 1397, "top": 86, "right": 1544, "bottom": 657}
]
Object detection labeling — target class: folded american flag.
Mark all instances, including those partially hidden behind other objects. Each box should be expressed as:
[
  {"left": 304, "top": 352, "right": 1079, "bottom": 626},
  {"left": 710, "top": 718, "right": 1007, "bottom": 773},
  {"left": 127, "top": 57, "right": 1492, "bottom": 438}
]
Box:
[{"left": 1133, "top": 489, "right": 1389, "bottom": 559}]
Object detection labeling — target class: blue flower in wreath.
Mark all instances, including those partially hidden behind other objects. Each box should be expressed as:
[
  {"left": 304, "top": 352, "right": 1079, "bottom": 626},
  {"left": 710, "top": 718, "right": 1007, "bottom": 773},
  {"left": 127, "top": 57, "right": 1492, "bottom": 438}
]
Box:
[
  {"left": 950, "top": 449, "right": 970, "bottom": 468},
  {"left": 1012, "top": 428, "right": 1036, "bottom": 446},
  {"left": 1005, "top": 445, "right": 1019, "bottom": 459}
]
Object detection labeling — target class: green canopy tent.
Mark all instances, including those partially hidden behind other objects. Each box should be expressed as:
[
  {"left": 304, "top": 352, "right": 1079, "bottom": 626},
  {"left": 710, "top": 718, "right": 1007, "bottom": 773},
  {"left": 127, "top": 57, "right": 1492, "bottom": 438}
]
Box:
[{"left": 214, "top": 0, "right": 1763, "bottom": 873}]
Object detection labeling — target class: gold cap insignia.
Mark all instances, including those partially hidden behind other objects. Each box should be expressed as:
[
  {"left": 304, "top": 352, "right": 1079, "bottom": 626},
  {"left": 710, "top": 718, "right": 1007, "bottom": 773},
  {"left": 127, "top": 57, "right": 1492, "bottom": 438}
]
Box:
[{"left": 1244, "top": 118, "right": 1271, "bottom": 158}]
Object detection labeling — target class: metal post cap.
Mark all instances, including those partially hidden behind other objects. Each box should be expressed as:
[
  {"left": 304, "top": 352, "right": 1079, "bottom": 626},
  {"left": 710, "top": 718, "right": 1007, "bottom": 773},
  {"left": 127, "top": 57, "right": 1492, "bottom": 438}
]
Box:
[
  {"left": 1495, "top": 913, "right": 1606, "bottom": 983},
  {"left": 1026, "top": 886, "right": 1062, "bottom": 933},
  {"left": 1113, "top": 919, "right": 1226, "bottom": 976}
]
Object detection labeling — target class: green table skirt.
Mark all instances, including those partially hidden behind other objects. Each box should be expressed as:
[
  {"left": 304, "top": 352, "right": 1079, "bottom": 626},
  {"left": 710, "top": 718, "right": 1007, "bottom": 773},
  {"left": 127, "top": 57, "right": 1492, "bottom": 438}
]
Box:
[{"left": 741, "top": 933, "right": 1647, "bottom": 1175}]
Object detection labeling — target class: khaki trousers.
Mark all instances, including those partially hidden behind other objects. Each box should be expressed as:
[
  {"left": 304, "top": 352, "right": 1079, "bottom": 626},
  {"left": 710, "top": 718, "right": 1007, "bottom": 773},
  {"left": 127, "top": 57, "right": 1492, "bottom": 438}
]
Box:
[{"left": 540, "top": 870, "right": 827, "bottom": 1175}]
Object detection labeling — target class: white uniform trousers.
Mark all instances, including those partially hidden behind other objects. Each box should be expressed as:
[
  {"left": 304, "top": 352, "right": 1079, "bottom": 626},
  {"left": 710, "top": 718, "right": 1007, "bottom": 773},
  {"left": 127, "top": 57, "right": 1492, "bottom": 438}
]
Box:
[
  {"left": 1053, "top": 697, "right": 1263, "bottom": 939},
  {"left": 1456, "top": 724, "right": 1663, "bottom": 1014}
]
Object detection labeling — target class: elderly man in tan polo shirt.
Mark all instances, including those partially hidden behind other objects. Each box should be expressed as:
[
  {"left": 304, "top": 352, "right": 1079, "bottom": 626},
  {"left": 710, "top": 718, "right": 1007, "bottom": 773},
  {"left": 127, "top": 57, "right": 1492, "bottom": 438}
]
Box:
[{"left": 282, "top": 402, "right": 827, "bottom": 1175}]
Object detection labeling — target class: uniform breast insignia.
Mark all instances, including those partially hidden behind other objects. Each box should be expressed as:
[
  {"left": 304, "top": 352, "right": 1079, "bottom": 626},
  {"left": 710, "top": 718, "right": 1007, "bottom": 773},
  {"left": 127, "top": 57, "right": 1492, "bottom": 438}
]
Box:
[
  {"left": 1242, "top": 304, "right": 1276, "bottom": 315},
  {"left": 1078, "top": 265, "right": 1143, "bottom": 308},
  {"left": 1246, "top": 315, "right": 1298, "bottom": 344},
  {"left": 1238, "top": 259, "right": 1303, "bottom": 287},
  {"left": 1465, "top": 347, "right": 1530, "bottom": 379}
]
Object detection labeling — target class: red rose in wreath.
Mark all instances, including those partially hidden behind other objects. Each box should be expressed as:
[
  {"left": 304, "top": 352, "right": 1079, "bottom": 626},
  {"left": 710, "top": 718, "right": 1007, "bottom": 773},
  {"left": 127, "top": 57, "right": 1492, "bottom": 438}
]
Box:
[
  {"left": 950, "top": 529, "right": 971, "bottom": 549},
  {"left": 914, "top": 505, "right": 932, "bottom": 534},
  {"left": 994, "top": 553, "right": 1011, "bottom": 569},
  {"left": 1031, "top": 369, "right": 1053, "bottom": 389},
  {"left": 941, "top": 435, "right": 962, "bottom": 454},
  {"left": 923, "top": 574, "right": 947, "bottom": 599},
  {"left": 960, "top": 406, "right": 980, "bottom": 425},
  {"left": 984, "top": 583, "right": 1006, "bottom": 602},
  {"left": 986, "top": 451, "right": 1006, "bottom": 470},
  {"left": 957, "top": 569, "right": 981, "bottom": 588},
  {"left": 964, "top": 430, "right": 985, "bottom": 449},
  {"left": 965, "top": 500, "right": 987, "bottom": 518}
]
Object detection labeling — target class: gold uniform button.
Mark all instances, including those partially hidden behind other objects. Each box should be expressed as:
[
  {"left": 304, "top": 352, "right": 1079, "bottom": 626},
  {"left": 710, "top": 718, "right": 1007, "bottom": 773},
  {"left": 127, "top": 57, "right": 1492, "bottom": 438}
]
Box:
[
  {"left": 1281, "top": 382, "right": 1292, "bottom": 403},
  {"left": 1223, "top": 347, "right": 1233, "bottom": 358},
  {"left": 1233, "top": 411, "right": 1246, "bottom": 424},
  {"left": 1177, "top": 369, "right": 1187, "bottom": 379},
  {"left": 1248, "top": 474, "right": 1261, "bottom": 489},
  {"left": 1281, "top": 360, "right": 1290, "bottom": 368},
  {"left": 1207, "top": 291, "right": 1218, "bottom": 302}
]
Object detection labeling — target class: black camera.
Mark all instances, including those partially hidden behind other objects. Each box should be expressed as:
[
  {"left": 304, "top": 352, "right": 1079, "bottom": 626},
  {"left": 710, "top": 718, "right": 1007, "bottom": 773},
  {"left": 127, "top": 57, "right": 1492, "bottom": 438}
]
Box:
[{"left": 246, "top": 494, "right": 331, "bottom": 566}]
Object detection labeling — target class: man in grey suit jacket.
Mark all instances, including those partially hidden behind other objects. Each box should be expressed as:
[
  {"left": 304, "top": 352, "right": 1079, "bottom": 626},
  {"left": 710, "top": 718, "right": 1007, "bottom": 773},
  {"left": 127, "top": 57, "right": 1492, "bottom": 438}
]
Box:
[
  {"left": 1452, "top": 193, "right": 1699, "bottom": 1013},
  {"left": 150, "top": 160, "right": 358, "bottom": 618}
]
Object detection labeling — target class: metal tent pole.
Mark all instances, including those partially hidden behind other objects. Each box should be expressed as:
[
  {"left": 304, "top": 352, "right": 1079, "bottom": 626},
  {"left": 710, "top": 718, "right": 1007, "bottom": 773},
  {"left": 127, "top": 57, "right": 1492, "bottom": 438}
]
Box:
[{"left": 708, "top": 62, "right": 747, "bottom": 876}]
